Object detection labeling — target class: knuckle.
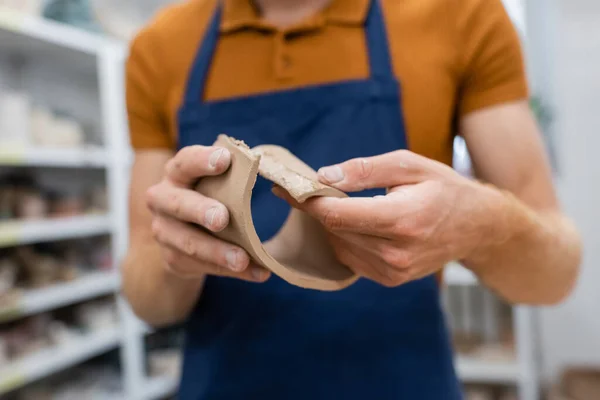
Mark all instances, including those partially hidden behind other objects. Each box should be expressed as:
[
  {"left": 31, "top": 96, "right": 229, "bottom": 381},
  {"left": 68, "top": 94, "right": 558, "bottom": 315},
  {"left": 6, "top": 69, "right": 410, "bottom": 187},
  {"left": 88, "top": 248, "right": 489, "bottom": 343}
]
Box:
[
  {"left": 167, "top": 191, "right": 183, "bottom": 217},
  {"left": 394, "top": 150, "right": 416, "bottom": 168},
  {"left": 145, "top": 186, "right": 159, "bottom": 208},
  {"left": 165, "top": 262, "right": 186, "bottom": 279},
  {"left": 177, "top": 146, "right": 194, "bottom": 160},
  {"left": 163, "top": 248, "right": 178, "bottom": 266},
  {"left": 169, "top": 146, "right": 198, "bottom": 175},
  {"left": 164, "top": 261, "right": 177, "bottom": 275},
  {"left": 207, "top": 245, "right": 223, "bottom": 266},
  {"left": 356, "top": 158, "right": 374, "bottom": 180},
  {"left": 396, "top": 149, "right": 412, "bottom": 157},
  {"left": 382, "top": 248, "right": 412, "bottom": 270},
  {"left": 181, "top": 235, "right": 197, "bottom": 257},
  {"left": 393, "top": 216, "right": 420, "bottom": 237},
  {"left": 150, "top": 219, "right": 162, "bottom": 241},
  {"left": 321, "top": 209, "right": 344, "bottom": 231},
  {"left": 396, "top": 149, "right": 417, "bottom": 161},
  {"left": 166, "top": 156, "right": 183, "bottom": 177}
]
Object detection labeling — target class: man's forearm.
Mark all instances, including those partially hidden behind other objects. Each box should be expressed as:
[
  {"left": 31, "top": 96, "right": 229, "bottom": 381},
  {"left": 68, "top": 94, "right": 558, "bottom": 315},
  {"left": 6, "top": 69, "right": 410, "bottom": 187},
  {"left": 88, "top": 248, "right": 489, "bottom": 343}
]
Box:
[
  {"left": 463, "top": 185, "right": 582, "bottom": 305},
  {"left": 122, "top": 238, "right": 205, "bottom": 327}
]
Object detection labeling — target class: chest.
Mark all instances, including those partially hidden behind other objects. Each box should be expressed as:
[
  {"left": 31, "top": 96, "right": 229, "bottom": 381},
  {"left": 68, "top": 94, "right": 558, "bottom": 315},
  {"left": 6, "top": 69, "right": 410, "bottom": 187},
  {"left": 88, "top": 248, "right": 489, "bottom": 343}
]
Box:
[{"left": 166, "top": 2, "right": 459, "bottom": 165}]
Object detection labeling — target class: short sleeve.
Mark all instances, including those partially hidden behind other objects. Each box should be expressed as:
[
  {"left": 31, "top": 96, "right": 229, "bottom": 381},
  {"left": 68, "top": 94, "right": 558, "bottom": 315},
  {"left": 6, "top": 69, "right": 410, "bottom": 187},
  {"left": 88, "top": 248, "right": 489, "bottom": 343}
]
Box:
[
  {"left": 126, "top": 27, "right": 174, "bottom": 150},
  {"left": 457, "top": 0, "right": 529, "bottom": 116}
]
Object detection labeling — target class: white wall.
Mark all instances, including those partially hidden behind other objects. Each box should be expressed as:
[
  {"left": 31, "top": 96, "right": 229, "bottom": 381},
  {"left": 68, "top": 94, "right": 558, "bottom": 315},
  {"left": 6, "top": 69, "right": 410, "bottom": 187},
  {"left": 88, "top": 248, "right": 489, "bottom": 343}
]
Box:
[{"left": 526, "top": 0, "right": 600, "bottom": 381}]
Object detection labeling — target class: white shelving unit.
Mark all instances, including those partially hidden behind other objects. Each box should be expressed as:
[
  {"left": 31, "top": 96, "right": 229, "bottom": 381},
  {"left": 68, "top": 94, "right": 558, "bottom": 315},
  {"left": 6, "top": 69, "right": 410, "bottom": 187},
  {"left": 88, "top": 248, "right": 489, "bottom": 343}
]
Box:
[
  {"left": 0, "top": 147, "right": 108, "bottom": 167},
  {"left": 445, "top": 262, "right": 538, "bottom": 399},
  {"left": 0, "top": 6, "right": 122, "bottom": 55},
  {"left": 0, "top": 6, "right": 139, "bottom": 400},
  {"left": 0, "top": 215, "right": 112, "bottom": 248},
  {"left": 143, "top": 376, "right": 180, "bottom": 400},
  {"left": 455, "top": 355, "right": 521, "bottom": 384},
  {"left": 0, "top": 271, "right": 119, "bottom": 323},
  {"left": 0, "top": 328, "right": 121, "bottom": 395}
]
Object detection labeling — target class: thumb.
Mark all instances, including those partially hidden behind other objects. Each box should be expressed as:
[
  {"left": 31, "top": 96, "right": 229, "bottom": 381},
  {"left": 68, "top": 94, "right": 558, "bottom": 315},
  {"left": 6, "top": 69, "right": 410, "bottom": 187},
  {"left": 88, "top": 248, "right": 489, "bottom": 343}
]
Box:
[{"left": 317, "top": 150, "right": 440, "bottom": 192}]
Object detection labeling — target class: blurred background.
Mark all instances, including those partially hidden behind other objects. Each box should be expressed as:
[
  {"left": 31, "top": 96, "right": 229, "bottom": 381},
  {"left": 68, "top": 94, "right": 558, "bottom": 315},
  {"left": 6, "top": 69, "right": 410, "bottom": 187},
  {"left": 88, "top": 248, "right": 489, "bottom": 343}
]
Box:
[{"left": 0, "top": 0, "right": 598, "bottom": 399}]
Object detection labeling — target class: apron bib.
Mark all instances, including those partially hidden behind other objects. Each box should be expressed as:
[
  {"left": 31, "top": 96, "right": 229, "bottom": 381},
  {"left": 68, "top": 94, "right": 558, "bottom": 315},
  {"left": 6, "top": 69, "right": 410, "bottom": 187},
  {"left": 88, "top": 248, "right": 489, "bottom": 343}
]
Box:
[{"left": 177, "top": 1, "right": 462, "bottom": 399}]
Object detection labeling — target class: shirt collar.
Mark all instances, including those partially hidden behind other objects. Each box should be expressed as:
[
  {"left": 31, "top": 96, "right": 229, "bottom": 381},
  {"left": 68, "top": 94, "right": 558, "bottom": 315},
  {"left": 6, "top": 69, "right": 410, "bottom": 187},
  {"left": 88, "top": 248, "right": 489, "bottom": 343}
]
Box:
[{"left": 219, "top": 0, "right": 371, "bottom": 33}]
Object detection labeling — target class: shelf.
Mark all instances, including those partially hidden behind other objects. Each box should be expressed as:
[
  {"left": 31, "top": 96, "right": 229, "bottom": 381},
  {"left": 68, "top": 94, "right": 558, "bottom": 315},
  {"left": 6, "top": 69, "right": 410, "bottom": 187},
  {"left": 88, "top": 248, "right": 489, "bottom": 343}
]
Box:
[
  {"left": 0, "top": 328, "right": 121, "bottom": 395},
  {"left": 456, "top": 355, "right": 520, "bottom": 383},
  {"left": 0, "top": 146, "right": 108, "bottom": 168},
  {"left": 140, "top": 322, "right": 155, "bottom": 336},
  {"left": 0, "top": 214, "right": 112, "bottom": 248},
  {"left": 143, "top": 376, "right": 179, "bottom": 400},
  {"left": 0, "top": 6, "right": 124, "bottom": 55},
  {"left": 0, "top": 271, "right": 119, "bottom": 323},
  {"left": 444, "top": 263, "right": 478, "bottom": 286}
]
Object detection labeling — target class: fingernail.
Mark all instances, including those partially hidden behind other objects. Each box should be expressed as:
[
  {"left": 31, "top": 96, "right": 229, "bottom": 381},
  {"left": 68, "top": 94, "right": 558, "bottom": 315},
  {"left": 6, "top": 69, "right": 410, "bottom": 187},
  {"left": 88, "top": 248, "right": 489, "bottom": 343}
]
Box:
[
  {"left": 251, "top": 266, "right": 267, "bottom": 281},
  {"left": 204, "top": 207, "right": 220, "bottom": 230},
  {"left": 208, "top": 205, "right": 228, "bottom": 231},
  {"left": 226, "top": 249, "right": 245, "bottom": 272},
  {"left": 209, "top": 148, "right": 229, "bottom": 169},
  {"left": 318, "top": 165, "right": 344, "bottom": 184}
]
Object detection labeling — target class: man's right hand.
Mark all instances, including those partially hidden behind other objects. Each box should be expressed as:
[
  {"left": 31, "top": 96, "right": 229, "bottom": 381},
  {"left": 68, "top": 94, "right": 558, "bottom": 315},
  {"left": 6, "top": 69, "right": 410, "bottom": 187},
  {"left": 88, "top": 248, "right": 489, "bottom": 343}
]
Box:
[{"left": 145, "top": 145, "right": 271, "bottom": 283}]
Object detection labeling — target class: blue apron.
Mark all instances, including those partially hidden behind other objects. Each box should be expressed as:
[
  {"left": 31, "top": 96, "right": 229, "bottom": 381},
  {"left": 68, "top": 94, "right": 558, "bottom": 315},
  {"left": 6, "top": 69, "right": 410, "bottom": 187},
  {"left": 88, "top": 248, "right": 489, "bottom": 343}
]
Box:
[{"left": 177, "top": 1, "right": 462, "bottom": 399}]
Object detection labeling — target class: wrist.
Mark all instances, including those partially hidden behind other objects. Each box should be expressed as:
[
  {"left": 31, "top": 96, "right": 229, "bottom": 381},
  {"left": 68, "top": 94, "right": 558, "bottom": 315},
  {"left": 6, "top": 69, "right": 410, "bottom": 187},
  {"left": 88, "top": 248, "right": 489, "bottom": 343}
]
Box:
[{"left": 461, "top": 181, "right": 520, "bottom": 267}]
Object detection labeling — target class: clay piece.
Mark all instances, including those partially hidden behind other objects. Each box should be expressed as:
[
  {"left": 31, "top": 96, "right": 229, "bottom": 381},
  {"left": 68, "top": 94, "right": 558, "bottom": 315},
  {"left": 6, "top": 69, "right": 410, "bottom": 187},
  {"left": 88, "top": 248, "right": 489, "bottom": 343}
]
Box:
[{"left": 195, "top": 135, "right": 359, "bottom": 291}]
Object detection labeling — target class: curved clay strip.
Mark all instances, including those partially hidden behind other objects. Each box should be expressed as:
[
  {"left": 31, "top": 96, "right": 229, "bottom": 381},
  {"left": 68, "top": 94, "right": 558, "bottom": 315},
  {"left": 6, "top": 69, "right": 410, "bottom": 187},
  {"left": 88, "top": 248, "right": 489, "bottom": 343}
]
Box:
[{"left": 195, "top": 135, "right": 359, "bottom": 291}]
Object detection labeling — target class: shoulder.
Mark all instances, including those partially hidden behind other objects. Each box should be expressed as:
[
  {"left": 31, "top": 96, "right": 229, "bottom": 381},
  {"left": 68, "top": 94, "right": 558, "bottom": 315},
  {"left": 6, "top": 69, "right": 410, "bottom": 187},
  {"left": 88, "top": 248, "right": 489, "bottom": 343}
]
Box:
[
  {"left": 127, "top": 0, "right": 218, "bottom": 91},
  {"left": 129, "top": 0, "right": 218, "bottom": 67},
  {"left": 380, "top": 0, "right": 519, "bottom": 65},
  {"left": 453, "top": 0, "right": 514, "bottom": 31}
]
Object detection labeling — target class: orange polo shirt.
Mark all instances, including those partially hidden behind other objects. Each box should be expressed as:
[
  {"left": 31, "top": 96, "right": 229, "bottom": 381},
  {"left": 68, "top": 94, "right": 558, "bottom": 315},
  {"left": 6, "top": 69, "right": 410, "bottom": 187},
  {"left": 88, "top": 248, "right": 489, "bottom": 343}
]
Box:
[{"left": 126, "top": 0, "right": 528, "bottom": 166}]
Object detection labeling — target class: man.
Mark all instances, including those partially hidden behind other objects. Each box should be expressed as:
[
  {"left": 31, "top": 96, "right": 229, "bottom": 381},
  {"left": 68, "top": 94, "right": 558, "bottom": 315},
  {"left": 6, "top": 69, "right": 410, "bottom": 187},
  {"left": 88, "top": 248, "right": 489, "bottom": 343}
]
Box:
[{"left": 123, "top": 0, "right": 582, "bottom": 398}]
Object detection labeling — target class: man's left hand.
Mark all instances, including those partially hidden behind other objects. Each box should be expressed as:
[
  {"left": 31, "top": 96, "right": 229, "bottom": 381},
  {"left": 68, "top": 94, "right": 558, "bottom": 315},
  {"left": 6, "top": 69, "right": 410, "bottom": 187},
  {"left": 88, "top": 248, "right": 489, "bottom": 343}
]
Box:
[{"left": 274, "top": 150, "right": 503, "bottom": 287}]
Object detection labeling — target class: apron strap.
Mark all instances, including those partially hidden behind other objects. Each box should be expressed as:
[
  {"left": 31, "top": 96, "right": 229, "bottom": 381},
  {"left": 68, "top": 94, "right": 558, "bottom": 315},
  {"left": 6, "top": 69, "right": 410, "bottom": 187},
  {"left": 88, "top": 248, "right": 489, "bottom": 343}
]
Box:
[
  {"left": 182, "top": 4, "right": 222, "bottom": 104},
  {"left": 364, "top": 0, "right": 395, "bottom": 81}
]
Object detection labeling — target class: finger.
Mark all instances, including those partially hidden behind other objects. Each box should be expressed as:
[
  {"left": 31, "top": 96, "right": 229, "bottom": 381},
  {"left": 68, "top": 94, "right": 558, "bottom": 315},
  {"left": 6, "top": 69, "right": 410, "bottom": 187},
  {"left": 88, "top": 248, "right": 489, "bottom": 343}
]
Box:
[
  {"left": 317, "top": 150, "right": 452, "bottom": 192},
  {"left": 162, "top": 247, "right": 271, "bottom": 282},
  {"left": 152, "top": 215, "right": 249, "bottom": 272},
  {"left": 329, "top": 233, "right": 411, "bottom": 287},
  {"left": 328, "top": 233, "right": 399, "bottom": 286},
  {"left": 273, "top": 187, "right": 396, "bottom": 235},
  {"left": 147, "top": 184, "right": 229, "bottom": 231},
  {"left": 166, "top": 145, "right": 231, "bottom": 186},
  {"left": 333, "top": 231, "right": 400, "bottom": 258}
]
